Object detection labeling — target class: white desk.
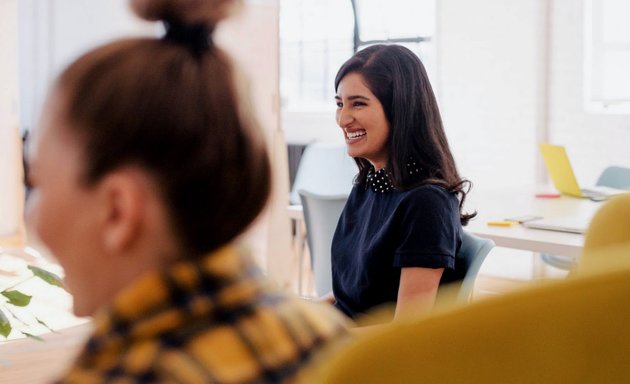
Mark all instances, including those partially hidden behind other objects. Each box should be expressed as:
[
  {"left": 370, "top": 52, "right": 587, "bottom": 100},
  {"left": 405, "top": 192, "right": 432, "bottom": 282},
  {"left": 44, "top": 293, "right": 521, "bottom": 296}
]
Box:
[
  {"left": 464, "top": 187, "right": 603, "bottom": 258},
  {"left": 288, "top": 187, "right": 605, "bottom": 262}
]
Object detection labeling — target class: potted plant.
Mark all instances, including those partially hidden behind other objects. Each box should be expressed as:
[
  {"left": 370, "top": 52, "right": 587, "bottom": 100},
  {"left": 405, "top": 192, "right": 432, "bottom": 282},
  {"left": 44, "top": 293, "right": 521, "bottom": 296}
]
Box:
[{"left": 0, "top": 249, "right": 66, "bottom": 340}]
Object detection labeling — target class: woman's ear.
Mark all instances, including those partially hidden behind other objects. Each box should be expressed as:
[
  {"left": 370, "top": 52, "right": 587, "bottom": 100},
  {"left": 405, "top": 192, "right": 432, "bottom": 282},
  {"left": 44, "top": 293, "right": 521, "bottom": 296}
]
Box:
[{"left": 98, "top": 169, "right": 146, "bottom": 254}]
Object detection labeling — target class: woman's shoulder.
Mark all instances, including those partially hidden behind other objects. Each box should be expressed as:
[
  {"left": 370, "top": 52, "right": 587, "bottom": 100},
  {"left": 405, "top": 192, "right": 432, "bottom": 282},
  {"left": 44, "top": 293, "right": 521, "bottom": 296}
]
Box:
[
  {"left": 395, "top": 183, "right": 459, "bottom": 215},
  {"left": 388, "top": 184, "right": 460, "bottom": 232},
  {"left": 402, "top": 183, "right": 456, "bottom": 202}
]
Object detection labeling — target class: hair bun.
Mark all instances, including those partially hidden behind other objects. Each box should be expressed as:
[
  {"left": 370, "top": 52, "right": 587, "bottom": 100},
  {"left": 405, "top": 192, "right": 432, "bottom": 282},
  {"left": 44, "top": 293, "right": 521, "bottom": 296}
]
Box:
[{"left": 131, "top": 0, "right": 242, "bottom": 26}]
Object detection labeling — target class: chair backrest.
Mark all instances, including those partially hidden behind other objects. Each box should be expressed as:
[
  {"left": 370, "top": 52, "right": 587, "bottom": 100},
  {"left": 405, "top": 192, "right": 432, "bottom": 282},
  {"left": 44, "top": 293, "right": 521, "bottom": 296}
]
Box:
[
  {"left": 319, "top": 255, "right": 630, "bottom": 383},
  {"left": 455, "top": 231, "right": 495, "bottom": 303},
  {"left": 299, "top": 190, "right": 348, "bottom": 297},
  {"left": 578, "top": 193, "right": 630, "bottom": 274},
  {"left": 289, "top": 142, "right": 357, "bottom": 205},
  {"left": 595, "top": 166, "right": 630, "bottom": 190}
]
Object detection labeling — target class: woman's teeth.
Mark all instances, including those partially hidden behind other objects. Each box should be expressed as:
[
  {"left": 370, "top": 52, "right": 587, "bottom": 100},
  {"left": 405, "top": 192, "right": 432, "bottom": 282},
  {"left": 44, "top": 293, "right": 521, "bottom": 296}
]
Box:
[{"left": 347, "top": 130, "right": 366, "bottom": 139}]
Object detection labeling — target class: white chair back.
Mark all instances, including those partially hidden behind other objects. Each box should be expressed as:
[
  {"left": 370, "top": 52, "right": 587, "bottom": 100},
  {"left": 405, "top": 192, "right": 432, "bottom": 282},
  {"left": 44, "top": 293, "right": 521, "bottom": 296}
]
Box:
[
  {"left": 290, "top": 143, "right": 357, "bottom": 205},
  {"left": 299, "top": 190, "right": 348, "bottom": 297}
]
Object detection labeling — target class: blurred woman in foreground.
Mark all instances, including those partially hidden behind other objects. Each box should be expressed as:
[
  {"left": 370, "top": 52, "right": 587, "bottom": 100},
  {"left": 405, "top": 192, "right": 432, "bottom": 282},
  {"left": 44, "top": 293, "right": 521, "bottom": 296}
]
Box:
[{"left": 28, "top": 0, "right": 347, "bottom": 382}]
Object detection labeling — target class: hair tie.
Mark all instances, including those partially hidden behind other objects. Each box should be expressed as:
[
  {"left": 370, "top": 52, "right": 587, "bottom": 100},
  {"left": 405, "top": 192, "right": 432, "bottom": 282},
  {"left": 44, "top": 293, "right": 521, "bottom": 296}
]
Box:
[{"left": 162, "top": 20, "right": 213, "bottom": 57}]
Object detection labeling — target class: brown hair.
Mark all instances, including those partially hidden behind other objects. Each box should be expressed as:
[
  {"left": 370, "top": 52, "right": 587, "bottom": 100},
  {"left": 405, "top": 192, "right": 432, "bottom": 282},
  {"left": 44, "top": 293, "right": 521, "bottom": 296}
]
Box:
[
  {"left": 54, "top": 0, "right": 270, "bottom": 256},
  {"left": 335, "top": 45, "right": 476, "bottom": 225}
]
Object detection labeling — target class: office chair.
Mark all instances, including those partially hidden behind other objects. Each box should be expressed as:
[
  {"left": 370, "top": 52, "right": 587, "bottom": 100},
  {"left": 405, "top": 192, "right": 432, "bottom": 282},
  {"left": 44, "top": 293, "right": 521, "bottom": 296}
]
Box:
[
  {"left": 289, "top": 142, "right": 357, "bottom": 206},
  {"left": 454, "top": 231, "right": 495, "bottom": 303},
  {"left": 595, "top": 166, "right": 630, "bottom": 190},
  {"left": 298, "top": 190, "right": 348, "bottom": 297},
  {"left": 319, "top": 248, "right": 630, "bottom": 383},
  {"left": 541, "top": 165, "right": 630, "bottom": 271},
  {"left": 578, "top": 193, "right": 630, "bottom": 274},
  {"left": 289, "top": 143, "right": 356, "bottom": 295}
]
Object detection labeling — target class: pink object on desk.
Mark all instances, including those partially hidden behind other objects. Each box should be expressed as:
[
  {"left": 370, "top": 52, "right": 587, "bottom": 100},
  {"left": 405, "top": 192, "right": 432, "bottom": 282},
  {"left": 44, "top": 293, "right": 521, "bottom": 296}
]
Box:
[{"left": 535, "top": 193, "right": 561, "bottom": 199}]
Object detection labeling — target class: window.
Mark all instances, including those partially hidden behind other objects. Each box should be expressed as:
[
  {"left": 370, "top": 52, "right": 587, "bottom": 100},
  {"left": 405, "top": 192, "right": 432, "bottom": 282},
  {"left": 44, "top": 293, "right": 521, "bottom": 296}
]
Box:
[
  {"left": 279, "top": 0, "right": 354, "bottom": 112},
  {"left": 584, "top": 0, "right": 630, "bottom": 113},
  {"left": 280, "top": 0, "right": 437, "bottom": 114},
  {"left": 352, "top": 0, "right": 436, "bottom": 82}
]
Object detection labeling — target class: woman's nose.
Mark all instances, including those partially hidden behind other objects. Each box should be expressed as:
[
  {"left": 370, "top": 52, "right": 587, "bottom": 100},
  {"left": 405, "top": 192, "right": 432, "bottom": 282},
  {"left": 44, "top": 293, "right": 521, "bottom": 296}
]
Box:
[{"left": 337, "top": 107, "right": 353, "bottom": 127}]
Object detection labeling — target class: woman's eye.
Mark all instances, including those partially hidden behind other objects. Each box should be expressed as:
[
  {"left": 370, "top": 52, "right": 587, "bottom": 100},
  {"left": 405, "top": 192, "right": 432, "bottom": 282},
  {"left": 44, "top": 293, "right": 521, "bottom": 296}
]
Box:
[
  {"left": 353, "top": 101, "right": 366, "bottom": 107},
  {"left": 336, "top": 102, "right": 343, "bottom": 108}
]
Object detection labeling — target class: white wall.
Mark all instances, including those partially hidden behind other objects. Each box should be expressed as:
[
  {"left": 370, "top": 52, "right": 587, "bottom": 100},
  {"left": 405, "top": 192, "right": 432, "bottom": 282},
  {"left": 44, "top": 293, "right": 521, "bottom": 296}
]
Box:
[
  {"left": 216, "top": 0, "right": 294, "bottom": 288},
  {"left": 17, "top": 0, "right": 153, "bottom": 132},
  {"left": 217, "top": 1, "right": 280, "bottom": 143},
  {"left": 548, "top": 0, "right": 630, "bottom": 185},
  {"left": 438, "top": 0, "right": 630, "bottom": 193},
  {"left": 282, "top": 110, "right": 342, "bottom": 145},
  {"left": 0, "top": 0, "right": 25, "bottom": 242},
  {"left": 438, "top": 0, "right": 546, "bottom": 191}
]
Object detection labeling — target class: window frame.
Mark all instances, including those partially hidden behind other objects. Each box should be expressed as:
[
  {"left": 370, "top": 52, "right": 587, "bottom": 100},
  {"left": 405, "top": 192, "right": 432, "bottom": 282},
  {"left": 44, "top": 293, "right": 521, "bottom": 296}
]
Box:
[{"left": 583, "top": 0, "right": 630, "bottom": 114}]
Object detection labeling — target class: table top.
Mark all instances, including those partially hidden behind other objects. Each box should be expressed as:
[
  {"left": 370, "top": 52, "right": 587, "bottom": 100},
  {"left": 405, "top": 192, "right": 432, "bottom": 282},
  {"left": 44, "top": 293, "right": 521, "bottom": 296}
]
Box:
[
  {"left": 288, "top": 186, "right": 606, "bottom": 258},
  {"left": 464, "top": 187, "right": 603, "bottom": 257},
  {"left": 0, "top": 322, "right": 91, "bottom": 384}
]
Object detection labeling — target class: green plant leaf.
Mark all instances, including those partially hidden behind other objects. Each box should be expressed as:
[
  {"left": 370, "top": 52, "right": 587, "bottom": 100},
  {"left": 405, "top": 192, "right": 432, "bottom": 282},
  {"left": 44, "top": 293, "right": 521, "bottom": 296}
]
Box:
[
  {"left": 27, "top": 266, "right": 65, "bottom": 290},
  {"left": 0, "top": 309, "right": 11, "bottom": 338},
  {"left": 36, "top": 317, "right": 57, "bottom": 333},
  {"left": 4, "top": 306, "right": 28, "bottom": 326},
  {"left": 21, "top": 331, "right": 44, "bottom": 341},
  {"left": 1, "top": 290, "right": 32, "bottom": 307}
]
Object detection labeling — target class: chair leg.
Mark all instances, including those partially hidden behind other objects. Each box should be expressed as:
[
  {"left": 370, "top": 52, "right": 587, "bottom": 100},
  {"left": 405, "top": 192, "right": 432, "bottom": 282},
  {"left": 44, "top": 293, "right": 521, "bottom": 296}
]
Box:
[
  {"left": 532, "top": 252, "right": 547, "bottom": 278},
  {"left": 296, "top": 219, "right": 306, "bottom": 296},
  {"left": 540, "top": 253, "right": 576, "bottom": 271}
]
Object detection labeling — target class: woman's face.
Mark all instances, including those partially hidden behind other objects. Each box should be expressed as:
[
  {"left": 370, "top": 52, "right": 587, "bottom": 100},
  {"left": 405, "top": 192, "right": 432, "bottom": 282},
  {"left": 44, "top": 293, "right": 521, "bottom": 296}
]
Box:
[
  {"left": 335, "top": 72, "right": 390, "bottom": 170},
  {"left": 27, "top": 96, "right": 106, "bottom": 316}
]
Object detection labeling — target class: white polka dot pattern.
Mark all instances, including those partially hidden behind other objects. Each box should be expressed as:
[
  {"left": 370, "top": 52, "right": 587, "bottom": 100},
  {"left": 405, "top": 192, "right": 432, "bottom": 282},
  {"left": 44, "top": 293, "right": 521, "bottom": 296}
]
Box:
[
  {"left": 407, "top": 160, "right": 420, "bottom": 175},
  {"left": 367, "top": 168, "right": 393, "bottom": 193}
]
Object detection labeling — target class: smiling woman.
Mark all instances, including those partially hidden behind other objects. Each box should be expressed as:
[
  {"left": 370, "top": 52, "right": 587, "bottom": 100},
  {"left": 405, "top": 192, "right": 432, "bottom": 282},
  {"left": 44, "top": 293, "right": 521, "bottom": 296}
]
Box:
[{"left": 329, "top": 44, "right": 476, "bottom": 323}]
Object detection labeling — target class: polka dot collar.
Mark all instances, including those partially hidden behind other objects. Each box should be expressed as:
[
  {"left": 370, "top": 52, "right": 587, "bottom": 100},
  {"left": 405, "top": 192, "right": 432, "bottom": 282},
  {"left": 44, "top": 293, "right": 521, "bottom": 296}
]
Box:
[
  {"left": 366, "top": 159, "right": 423, "bottom": 193},
  {"left": 367, "top": 167, "right": 394, "bottom": 193}
]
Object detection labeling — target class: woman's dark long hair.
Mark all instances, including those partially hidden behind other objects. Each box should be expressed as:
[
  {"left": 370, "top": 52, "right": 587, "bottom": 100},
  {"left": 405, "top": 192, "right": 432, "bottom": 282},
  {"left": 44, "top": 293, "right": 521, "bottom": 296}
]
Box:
[{"left": 335, "top": 44, "right": 475, "bottom": 225}]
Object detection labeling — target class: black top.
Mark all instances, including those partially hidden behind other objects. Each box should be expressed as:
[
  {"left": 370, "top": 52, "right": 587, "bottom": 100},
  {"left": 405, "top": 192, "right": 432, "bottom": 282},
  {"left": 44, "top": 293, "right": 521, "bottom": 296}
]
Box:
[{"left": 332, "top": 175, "right": 462, "bottom": 319}]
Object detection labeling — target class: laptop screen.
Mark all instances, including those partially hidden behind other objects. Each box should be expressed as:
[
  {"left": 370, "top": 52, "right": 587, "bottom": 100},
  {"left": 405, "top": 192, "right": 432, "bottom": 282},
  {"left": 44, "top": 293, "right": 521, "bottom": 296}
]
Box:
[{"left": 539, "top": 144, "right": 583, "bottom": 197}]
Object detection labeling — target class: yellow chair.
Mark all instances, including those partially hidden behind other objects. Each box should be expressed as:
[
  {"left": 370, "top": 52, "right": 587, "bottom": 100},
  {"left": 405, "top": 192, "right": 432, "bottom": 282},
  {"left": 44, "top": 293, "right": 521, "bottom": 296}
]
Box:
[
  {"left": 318, "top": 196, "right": 630, "bottom": 383},
  {"left": 584, "top": 193, "right": 630, "bottom": 248},
  {"left": 319, "top": 262, "right": 630, "bottom": 383},
  {"left": 579, "top": 193, "right": 630, "bottom": 273}
]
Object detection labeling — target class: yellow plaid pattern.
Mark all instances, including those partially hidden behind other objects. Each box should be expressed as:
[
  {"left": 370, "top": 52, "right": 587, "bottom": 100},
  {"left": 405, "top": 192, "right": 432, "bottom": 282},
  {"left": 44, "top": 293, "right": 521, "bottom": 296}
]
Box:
[{"left": 57, "top": 245, "right": 349, "bottom": 383}]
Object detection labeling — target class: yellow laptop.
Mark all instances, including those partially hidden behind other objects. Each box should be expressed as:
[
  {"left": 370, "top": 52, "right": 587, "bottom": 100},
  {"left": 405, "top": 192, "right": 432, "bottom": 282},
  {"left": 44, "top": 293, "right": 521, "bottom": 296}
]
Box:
[{"left": 539, "top": 144, "right": 628, "bottom": 200}]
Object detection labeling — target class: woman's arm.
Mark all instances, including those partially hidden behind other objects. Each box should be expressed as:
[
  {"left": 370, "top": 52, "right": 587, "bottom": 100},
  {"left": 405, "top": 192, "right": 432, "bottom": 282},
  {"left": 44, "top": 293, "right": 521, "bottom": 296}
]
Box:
[
  {"left": 394, "top": 266, "right": 444, "bottom": 319},
  {"left": 350, "top": 268, "right": 442, "bottom": 335}
]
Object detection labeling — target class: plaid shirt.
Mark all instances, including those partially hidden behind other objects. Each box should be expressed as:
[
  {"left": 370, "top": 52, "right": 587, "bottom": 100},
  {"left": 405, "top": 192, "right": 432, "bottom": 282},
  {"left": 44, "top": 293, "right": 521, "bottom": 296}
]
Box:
[{"left": 57, "top": 245, "right": 349, "bottom": 383}]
